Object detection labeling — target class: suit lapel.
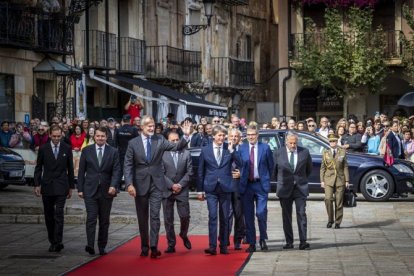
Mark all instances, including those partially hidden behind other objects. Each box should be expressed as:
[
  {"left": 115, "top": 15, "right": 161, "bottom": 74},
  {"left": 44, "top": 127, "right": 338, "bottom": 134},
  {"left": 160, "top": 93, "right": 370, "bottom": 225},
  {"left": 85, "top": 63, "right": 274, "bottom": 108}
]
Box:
[
  {"left": 257, "top": 143, "right": 263, "bottom": 166},
  {"left": 138, "top": 136, "right": 145, "bottom": 161},
  {"left": 99, "top": 146, "right": 110, "bottom": 168},
  {"left": 150, "top": 135, "right": 157, "bottom": 162},
  {"left": 208, "top": 144, "right": 218, "bottom": 168}
]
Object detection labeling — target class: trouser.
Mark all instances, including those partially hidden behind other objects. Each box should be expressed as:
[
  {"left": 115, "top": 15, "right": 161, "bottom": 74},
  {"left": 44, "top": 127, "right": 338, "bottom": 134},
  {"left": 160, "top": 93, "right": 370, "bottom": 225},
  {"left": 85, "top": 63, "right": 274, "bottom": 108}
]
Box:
[
  {"left": 228, "top": 191, "right": 245, "bottom": 244},
  {"left": 42, "top": 195, "right": 67, "bottom": 245},
  {"left": 324, "top": 184, "right": 345, "bottom": 224},
  {"left": 280, "top": 188, "right": 307, "bottom": 245},
  {"left": 162, "top": 195, "right": 190, "bottom": 247}
]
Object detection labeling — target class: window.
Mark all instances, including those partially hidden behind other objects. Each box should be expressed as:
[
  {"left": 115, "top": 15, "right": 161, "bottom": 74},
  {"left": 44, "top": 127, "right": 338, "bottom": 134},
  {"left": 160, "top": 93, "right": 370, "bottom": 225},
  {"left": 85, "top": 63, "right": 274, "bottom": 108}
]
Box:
[
  {"left": 0, "top": 74, "right": 15, "bottom": 122},
  {"left": 245, "top": 35, "right": 252, "bottom": 60},
  {"left": 297, "top": 134, "right": 327, "bottom": 155}
]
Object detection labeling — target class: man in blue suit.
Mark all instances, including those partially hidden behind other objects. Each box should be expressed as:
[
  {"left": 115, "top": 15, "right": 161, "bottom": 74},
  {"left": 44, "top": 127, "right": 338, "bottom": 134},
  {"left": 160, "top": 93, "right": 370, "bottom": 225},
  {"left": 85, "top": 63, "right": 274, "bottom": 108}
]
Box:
[
  {"left": 387, "top": 121, "right": 405, "bottom": 159},
  {"left": 238, "top": 125, "right": 274, "bottom": 252},
  {"left": 197, "top": 125, "right": 237, "bottom": 255}
]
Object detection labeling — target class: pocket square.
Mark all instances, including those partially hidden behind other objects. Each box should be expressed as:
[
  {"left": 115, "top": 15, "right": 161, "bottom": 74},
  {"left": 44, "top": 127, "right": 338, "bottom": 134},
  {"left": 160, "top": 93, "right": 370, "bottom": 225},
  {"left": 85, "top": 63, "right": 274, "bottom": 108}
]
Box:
[{"left": 63, "top": 154, "right": 66, "bottom": 157}]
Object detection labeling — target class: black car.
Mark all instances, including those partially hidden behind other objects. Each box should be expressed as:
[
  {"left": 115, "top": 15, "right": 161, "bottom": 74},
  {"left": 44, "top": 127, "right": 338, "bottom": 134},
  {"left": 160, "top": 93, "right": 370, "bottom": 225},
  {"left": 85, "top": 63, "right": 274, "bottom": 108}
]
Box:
[
  {"left": 189, "top": 130, "right": 414, "bottom": 202},
  {"left": 0, "top": 147, "right": 26, "bottom": 189}
]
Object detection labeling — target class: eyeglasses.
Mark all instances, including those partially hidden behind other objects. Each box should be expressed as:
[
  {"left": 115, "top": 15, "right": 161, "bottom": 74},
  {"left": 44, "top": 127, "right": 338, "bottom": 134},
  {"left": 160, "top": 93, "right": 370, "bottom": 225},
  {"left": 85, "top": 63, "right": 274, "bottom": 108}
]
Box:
[
  {"left": 308, "top": 125, "right": 316, "bottom": 127},
  {"left": 383, "top": 125, "right": 390, "bottom": 128},
  {"left": 213, "top": 120, "right": 220, "bottom": 123}
]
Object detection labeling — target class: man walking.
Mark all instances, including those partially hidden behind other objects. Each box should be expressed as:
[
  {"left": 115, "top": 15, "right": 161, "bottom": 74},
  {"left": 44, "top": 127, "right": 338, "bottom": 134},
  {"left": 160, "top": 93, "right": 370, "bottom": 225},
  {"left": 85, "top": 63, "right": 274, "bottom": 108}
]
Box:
[
  {"left": 77, "top": 127, "right": 121, "bottom": 255},
  {"left": 274, "top": 131, "right": 312, "bottom": 250},
  {"left": 162, "top": 132, "right": 193, "bottom": 253},
  {"left": 238, "top": 125, "right": 274, "bottom": 252},
  {"left": 34, "top": 126, "right": 74, "bottom": 252},
  {"left": 124, "top": 116, "right": 191, "bottom": 258}
]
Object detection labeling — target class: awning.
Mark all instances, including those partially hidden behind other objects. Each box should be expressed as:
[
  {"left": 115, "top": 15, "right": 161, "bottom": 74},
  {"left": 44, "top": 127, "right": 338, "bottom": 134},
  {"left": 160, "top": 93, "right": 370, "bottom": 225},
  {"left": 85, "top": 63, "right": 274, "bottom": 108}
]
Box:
[
  {"left": 108, "top": 74, "right": 228, "bottom": 117},
  {"left": 33, "top": 57, "right": 82, "bottom": 76}
]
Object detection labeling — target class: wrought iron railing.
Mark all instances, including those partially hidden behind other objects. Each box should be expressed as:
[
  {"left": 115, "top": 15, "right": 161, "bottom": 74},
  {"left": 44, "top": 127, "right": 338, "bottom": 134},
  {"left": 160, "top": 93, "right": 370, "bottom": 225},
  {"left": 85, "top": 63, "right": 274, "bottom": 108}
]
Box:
[
  {"left": 222, "top": 0, "right": 249, "bottom": 5},
  {"left": 146, "top": 46, "right": 201, "bottom": 82},
  {"left": 84, "top": 30, "right": 117, "bottom": 69},
  {"left": 211, "top": 57, "right": 255, "bottom": 89},
  {"left": 290, "top": 30, "right": 403, "bottom": 61},
  {"left": 0, "top": 3, "right": 74, "bottom": 55},
  {"left": 118, "top": 37, "right": 146, "bottom": 74}
]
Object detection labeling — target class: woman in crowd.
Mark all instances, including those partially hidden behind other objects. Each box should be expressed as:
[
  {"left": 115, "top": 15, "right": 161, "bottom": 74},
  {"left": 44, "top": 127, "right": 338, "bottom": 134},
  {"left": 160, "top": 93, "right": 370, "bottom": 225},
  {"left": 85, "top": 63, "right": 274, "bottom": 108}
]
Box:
[
  {"left": 297, "top": 121, "right": 306, "bottom": 131},
  {"left": 279, "top": 121, "right": 287, "bottom": 129},
  {"left": 32, "top": 122, "right": 50, "bottom": 151},
  {"left": 336, "top": 125, "right": 346, "bottom": 146},
  {"left": 356, "top": 122, "right": 365, "bottom": 136},
  {"left": 81, "top": 127, "right": 96, "bottom": 150},
  {"left": 362, "top": 125, "right": 380, "bottom": 155},
  {"left": 70, "top": 125, "right": 86, "bottom": 152},
  {"left": 9, "top": 122, "right": 32, "bottom": 149},
  {"left": 81, "top": 119, "right": 89, "bottom": 134},
  {"left": 336, "top": 118, "right": 348, "bottom": 133}
]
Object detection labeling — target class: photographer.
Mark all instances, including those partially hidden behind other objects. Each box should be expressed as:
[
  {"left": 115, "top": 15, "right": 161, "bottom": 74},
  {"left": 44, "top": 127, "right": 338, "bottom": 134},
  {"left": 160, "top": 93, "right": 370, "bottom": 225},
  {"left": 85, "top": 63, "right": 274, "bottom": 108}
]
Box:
[
  {"left": 361, "top": 124, "right": 380, "bottom": 155},
  {"left": 124, "top": 95, "right": 144, "bottom": 125}
]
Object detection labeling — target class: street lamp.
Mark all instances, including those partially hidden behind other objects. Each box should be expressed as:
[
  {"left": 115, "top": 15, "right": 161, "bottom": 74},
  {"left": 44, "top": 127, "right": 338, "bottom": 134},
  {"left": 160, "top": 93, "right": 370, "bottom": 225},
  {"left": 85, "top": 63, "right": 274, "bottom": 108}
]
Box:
[{"left": 183, "top": 0, "right": 215, "bottom": 36}]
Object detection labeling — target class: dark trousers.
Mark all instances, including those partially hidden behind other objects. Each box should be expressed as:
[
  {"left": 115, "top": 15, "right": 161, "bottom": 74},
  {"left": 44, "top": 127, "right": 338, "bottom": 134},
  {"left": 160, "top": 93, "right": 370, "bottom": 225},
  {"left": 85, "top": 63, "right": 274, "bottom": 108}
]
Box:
[
  {"left": 134, "top": 183, "right": 163, "bottom": 250},
  {"left": 42, "top": 195, "right": 67, "bottom": 245},
  {"left": 279, "top": 188, "right": 307, "bottom": 244},
  {"left": 242, "top": 181, "right": 268, "bottom": 245},
  {"left": 162, "top": 195, "right": 190, "bottom": 247},
  {"left": 84, "top": 195, "right": 113, "bottom": 250},
  {"left": 228, "top": 191, "right": 245, "bottom": 244},
  {"left": 206, "top": 185, "right": 231, "bottom": 249}
]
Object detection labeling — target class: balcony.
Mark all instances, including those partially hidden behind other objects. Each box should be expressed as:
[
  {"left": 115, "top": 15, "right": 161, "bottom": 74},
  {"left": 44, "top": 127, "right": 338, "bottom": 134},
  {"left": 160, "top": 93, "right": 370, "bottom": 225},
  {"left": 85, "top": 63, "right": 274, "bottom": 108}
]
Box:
[
  {"left": 118, "top": 37, "right": 146, "bottom": 75},
  {"left": 290, "top": 30, "right": 403, "bottom": 63},
  {"left": 0, "top": 3, "right": 73, "bottom": 55},
  {"left": 211, "top": 57, "right": 254, "bottom": 89},
  {"left": 84, "top": 30, "right": 117, "bottom": 69},
  {"left": 146, "top": 46, "right": 201, "bottom": 82}
]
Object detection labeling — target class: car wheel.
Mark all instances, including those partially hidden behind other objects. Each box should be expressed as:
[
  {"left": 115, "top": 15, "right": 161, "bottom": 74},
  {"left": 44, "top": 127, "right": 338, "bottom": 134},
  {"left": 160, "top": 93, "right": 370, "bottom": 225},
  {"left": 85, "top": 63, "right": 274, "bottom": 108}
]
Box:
[
  {"left": 0, "top": 183, "right": 8, "bottom": 190},
  {"left": 360, "top": 170, "right": 394, "bottom": 202}
]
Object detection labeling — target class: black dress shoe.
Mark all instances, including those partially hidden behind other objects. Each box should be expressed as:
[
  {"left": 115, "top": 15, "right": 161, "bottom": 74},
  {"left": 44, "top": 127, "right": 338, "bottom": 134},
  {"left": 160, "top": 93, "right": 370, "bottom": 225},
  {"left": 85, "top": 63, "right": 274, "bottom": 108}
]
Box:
[
  {"left": 334, "top": 224, "right": 340, "bottom": 229},
  {"left": 259, "top": 240, "right": 268, "bottom": 251},
  {"left": 299, "top": 242, "right": 310, "bottom": 250},
  {"left": 164, "top": 246, "right": 176, "bottom": 253},
  {"left": 327, "top": 222, "right": 333, "bottom": 228},
  {"left": 234, "top": 243, "right": 242, "bottom": 250},
  {"left": 48, "top": 244, "right": 56, "bottom": 252},
  {"left": 242, "top": 237, "right": 248, "bottom": 244},
  {"left": 99, "top": 250, "right": 107, "bottom": 256},
  {"left": 204, "top": 248, "right": 217, "bottom": 255},
  {"left": 150, "top": 249, "right": 161, "bottom": 259},
  {"left": 181, "top": 236, "right": 192, "bottom": 250},
  {"left": 55, "top": 244, "right": 64, "bottom": 252},
  {"left": 140, "top": 249, "right": 149, "bottom": 257},
  {"left": 219, "top": 247, "right": 229, "bottom": 255},
  {"left": 282, "top": 244, "right": 294, "bottom": 250},
  {"left": 245, "top": 245, "right": 256, "bottom": 253},
  {"left": 85, "top": 245, "right": 95, "bottom": 255}
]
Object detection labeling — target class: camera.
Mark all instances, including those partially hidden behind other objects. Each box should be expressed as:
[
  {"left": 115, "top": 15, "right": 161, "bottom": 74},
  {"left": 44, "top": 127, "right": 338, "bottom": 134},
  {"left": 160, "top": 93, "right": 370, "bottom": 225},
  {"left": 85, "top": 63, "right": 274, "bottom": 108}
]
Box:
[{"left": 366, "top": 121, "right": 372, "bottom": 127}]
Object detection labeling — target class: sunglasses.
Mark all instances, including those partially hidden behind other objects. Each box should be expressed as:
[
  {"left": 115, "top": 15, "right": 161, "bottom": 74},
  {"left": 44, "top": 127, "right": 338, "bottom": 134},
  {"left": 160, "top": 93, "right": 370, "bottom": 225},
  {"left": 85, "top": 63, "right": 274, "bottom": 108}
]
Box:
[{"left": 308, "top": 125, "right": 316, "bottom": 127}]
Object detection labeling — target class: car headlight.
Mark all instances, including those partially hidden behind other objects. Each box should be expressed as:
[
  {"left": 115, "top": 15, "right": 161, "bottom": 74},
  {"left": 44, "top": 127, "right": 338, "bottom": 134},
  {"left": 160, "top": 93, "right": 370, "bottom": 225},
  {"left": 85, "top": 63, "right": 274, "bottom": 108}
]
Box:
[{"left": 393, "top": 163, "right": 414, "bottom": 174}]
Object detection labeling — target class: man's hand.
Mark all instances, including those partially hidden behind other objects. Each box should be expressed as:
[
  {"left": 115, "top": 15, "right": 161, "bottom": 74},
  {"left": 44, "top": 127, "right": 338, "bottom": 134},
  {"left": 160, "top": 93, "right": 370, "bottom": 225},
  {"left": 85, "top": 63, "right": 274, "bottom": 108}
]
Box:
[
  {"left": 34, "top": 186, "right": 41, "bottom": 197},
  {"left": 232, "top": 169, "right": 240, "bottom": 179},
  {"left": 108, "top": 187, "right": 116, "bottom": 196},
  {"left": 345, "top": 182, "right": 350, "bottom": 189},
  {"left": 127, "top": 185, "right": 136, "bottom": 198},
  {"left": 67, "top": 189, "right": 72, "bottom": 199},
  {"left": 181, "top": 120, "right": 192, "bottom": 136},
  {"left": 228, "top": 141, "right": 234, "bottom": 152},
  {"left": 321, "top": 182, "right": 325, "bottom": 189},
  {"left": 78, "top": 192, "right": 84, "bottom": 198},
  {"left": 172, "top": 184, "right": 182, "bottom": 193},
  {"left": 197, "top": 193, "right": 205, "bottom": 201}
]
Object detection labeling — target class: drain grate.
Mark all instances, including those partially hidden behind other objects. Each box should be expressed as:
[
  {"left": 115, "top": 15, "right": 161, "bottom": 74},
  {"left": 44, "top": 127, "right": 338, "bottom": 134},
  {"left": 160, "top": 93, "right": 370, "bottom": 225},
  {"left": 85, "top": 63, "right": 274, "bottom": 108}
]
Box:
[{"left": 8, "top": 255, "right": 60, "bottom": 259}]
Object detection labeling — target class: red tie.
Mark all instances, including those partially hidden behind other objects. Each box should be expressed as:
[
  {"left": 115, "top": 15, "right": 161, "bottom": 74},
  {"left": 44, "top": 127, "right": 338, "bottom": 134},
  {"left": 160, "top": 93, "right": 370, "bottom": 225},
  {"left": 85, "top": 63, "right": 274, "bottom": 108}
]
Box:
[{"left": 249, "top": 145, "right": 255, "bottom": 181}]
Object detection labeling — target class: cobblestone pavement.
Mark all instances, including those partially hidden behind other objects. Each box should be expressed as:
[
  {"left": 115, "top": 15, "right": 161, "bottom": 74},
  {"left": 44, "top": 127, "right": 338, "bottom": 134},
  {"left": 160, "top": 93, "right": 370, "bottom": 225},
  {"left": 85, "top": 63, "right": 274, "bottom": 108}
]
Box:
[{"left": 1, "top": 186, "right": 414, "bottom": 275}]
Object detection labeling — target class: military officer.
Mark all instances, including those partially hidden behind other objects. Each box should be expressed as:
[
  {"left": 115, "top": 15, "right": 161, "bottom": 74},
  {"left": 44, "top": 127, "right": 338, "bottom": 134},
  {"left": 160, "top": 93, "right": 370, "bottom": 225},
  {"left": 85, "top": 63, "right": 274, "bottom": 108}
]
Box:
[{"left": 320, "top": 134, "right": 350, "bottom": 229}]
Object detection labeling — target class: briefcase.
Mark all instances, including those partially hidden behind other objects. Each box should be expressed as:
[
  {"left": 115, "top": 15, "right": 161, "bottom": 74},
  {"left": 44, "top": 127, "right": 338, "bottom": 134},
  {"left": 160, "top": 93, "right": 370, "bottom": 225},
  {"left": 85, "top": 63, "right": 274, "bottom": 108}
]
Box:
[{"left": 344, "top": 189, "right": 357, "bottom": 208}]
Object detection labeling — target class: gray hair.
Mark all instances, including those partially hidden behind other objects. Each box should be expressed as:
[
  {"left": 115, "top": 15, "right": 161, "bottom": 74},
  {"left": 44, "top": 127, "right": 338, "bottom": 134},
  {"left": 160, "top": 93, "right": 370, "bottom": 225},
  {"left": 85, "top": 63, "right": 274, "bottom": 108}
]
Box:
[
  {"left": 229, "top": 128, "right": 242, "bottom": 136},
  {"left": 141, "top": 115, "right": 155, "bottom": 126},
  {"left": 212, "top": 125, "right": 227, "bottom": 136},
  {"left": 285, "top": 131, "right": 298, "bottom": 143}
]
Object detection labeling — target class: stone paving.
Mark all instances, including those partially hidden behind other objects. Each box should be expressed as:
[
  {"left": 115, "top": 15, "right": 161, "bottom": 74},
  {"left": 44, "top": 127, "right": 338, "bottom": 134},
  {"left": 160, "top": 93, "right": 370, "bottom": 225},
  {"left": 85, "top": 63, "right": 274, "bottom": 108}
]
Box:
[{"left": 1, "top": 186, "right": 414, "bottom": 275}]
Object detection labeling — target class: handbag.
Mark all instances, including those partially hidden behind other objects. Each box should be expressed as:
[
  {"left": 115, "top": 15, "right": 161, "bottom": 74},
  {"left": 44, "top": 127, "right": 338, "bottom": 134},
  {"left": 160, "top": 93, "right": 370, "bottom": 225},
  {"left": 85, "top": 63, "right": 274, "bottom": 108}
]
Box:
[{"left": 344, "top": 188, "right": 357, "bottom": 208}]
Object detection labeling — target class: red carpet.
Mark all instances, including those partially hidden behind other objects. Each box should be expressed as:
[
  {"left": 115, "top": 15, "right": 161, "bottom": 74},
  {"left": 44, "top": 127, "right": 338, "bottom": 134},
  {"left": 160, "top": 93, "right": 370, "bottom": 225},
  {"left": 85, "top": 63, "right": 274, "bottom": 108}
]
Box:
[{"left": 68, "top": 235, "right": 251, "bottom": 276}]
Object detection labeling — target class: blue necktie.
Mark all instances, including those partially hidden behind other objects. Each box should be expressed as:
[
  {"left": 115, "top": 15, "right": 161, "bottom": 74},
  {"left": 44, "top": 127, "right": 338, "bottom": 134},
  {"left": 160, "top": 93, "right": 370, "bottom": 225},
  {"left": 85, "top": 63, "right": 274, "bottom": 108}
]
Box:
[{"left": 146, "top": 136, "right": 151, "bottom": 162}]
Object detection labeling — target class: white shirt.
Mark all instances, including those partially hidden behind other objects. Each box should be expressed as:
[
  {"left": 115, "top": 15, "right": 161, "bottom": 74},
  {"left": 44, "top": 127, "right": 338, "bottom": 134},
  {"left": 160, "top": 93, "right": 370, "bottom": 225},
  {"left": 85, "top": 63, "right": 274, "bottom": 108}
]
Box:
[
  {"left": 249, "top": 142, "right": 259, "bottom": 178},
  {"left": 286, "top": 146, "right": 298, "bottom": 170},
  {"left": 141, "top": 133, "right": 151, "bottom": 157},
  {"left": 318, "top": 127, "right": 329, "bottom": 138},
  {"left": 95, "top": 144, "right": 105, "bottom": 156}
]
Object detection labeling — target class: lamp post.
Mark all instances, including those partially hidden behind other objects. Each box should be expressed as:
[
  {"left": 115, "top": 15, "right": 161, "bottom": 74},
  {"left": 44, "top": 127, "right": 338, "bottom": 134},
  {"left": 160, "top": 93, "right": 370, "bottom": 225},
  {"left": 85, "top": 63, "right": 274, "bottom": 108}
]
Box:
[{"left": 183, "top": 0, "right": 215, "bottom": 36}]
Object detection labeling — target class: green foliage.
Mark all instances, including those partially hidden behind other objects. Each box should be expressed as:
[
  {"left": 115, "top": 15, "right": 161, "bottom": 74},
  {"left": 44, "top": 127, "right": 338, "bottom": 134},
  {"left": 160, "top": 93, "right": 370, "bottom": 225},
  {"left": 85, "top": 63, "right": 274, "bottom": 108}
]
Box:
[
  {"left": 292, "top": 7, "right": 388, "bottom": 97},
  {"left": 401, "top": 4, "right": 414, "bottom": 84}
]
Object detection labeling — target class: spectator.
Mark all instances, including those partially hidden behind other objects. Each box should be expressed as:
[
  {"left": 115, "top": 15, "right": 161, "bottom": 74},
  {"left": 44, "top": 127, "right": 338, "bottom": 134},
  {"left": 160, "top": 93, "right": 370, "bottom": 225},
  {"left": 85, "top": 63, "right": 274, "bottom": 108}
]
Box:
[
  {"left": 361, "top": 126, "right": 380, "bottom": 155},
  {"left": 336, "top": 118, "right": 348, "bottom": 133},
  {"left": 81, "top": 127, "right": 96, "bottom": 149},
  {"left": 287, "top": 119, "right": 296, "bottom": 130},
  {"left": 336, "top": 126, "right": 346, "bottom": 145},
  {"left": 125, "top": 95, "right": 144, "bottom": 125},
  {"left": 307, "top": 121, "right": 317, "bottom": 135},
  {"left": 200, "top": 117, "right": 208, "bottom": 126},
  {"left": 81, "top": 119, "right": 89, "bottom": 134},
  {"left": 387, "top": 121, "right": 405, "bottom": 159},
  {"left": 100, "top": 119, "right": 108, "bottom": 128},
  {"left": 341, "top": 123, "right": 363, "bottom": 152},
  {"left": 373, "top": 119, "right": 384, "bottom": 138},
  {"left": 356, "top": 122, "right": 365, "bottom": 135},
  {"left": 231, "top": 115, "right": 243, "bottom": 131},
  {"left": 317, "top": 117, "right": 330, "bottom": 138},
  {"left": 271, "top": 117, "right": 280, "bottom": 129},
  {"left": 70, "top": 125, "right": 86, "bottom": 153},
  {"left": 106, "top": 117, "right": 117, "bottom": 148},
  {"left": 211, "top": 116, "right": 220, "bottom": 126},
  {"left": 279, "top": 121, "right": 287, "bottom": 130},
  {"left": 240, "top": 118, "right": 247, "bottom": 130},
  {"left": 133, "top": 116, "right": 142, "bottom": 131},
  {"left": 32, "top": 123, "right": 50, "bottom": 151},
  {"left": 9, "top": 122, "right": 32, "bottom": 149},
  {"left": 297, "top": 121, "right": 306, "bottom": 131},
  {"left": 403, "top": 130, "right": 414, "bottom": 162},
  {"left": 201, "top": 123, "right": 213, "bottom": 146},
  {"left": 0, "top": 121, "right": 12, "bottom": 147},
  {"left": 190, "top": 124, "right": 204, "bottom": 148},
  {"left": 155, "top": 123, "right": 164, "bottom": 135},
  {"left": 116, "top": 114, "right": 138, "bottom": 174}
]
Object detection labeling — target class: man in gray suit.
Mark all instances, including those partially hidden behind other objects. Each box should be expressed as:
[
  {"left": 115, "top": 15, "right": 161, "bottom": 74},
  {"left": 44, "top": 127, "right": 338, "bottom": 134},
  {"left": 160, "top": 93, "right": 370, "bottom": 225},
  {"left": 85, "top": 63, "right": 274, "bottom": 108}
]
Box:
[
  {"left": 273, "top": 131, "right": 312, "bottom": 250},
  {"left": 162, "top": 131, "right": 193, "bottom": 253},
  {"left": 77, "top": 127, "right": 121, "bottom": 256},
  {"left": 124, "top": 115, "right": 192, "bottom": 258}
]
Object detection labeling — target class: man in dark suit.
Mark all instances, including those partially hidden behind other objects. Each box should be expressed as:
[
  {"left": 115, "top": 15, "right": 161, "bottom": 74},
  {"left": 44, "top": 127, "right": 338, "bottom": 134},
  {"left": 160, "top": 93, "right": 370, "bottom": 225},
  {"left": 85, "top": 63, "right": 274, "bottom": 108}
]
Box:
[
  {"left": 387, "top": 121, "right": 405, "bottom": 159},
  {"left": 274, "top": 131, "right": 312, "bottom": 250},
  {"left": 197, "top": 125, "right": 237, "bottom": 255},
  {"left": 238, "top": 125, "right": 274, "bottom": 252},
  {"left": 162, "top": 131, "right": 193, "bottom": 253},
  {"left": 77, "top": 127, "right": 121, "bottom": 256},
  {"left": 34, "top": 125, "right": 74, "bottom": 253},
  {"left": 124, "top": 115, "right": 192, "bottom": 258}
]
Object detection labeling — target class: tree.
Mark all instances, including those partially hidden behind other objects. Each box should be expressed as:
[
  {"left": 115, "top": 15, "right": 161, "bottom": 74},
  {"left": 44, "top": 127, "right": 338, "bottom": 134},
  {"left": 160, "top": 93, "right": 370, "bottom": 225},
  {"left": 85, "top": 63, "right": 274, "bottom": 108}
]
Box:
[
  {"left": 292, "top": 7, "right": 388, "bottom": 117},
  {"left": 402, "top": 4, "right": 414, "bottom": 85}
]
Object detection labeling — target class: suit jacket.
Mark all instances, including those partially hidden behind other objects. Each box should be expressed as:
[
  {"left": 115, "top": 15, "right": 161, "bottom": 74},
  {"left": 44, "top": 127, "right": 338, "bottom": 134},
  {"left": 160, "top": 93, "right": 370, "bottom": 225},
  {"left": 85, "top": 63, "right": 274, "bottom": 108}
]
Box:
[
  {"left": 34, "top": 142, "right": 75, "bottom": 196},
  {"left": 197, "top": 143, "right": 237, "bottom": 193},
  {"left": 387, "top": 132, "right": 405, "bottom": 159},
  {"left": 123, "top": 134, "right": 188, "bottom": 196},
  {"left": 273, "top": 146, "right": 312, "bottom": 199},
  {"left": 320, "top": 147, "right": 349, "bottom": 187},
  {"left": 162, "top": 150, "right": 193, "bottom": 199},
  {"left": 237, "top": 142, "right": 274, "bottom": 194},
  {"left": 77, "top": 144, "right": 121, "bottom": 198},
  {"left": 190, "top": 133, "right": 203, "bottom": 148}
]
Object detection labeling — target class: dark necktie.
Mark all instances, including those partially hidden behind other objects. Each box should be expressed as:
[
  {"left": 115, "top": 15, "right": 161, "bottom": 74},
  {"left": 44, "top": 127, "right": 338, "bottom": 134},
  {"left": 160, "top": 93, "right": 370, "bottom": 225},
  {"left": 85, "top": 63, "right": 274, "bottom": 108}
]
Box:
[
  {"left": 146, "top": 136, "right": 151, "bottom": 162},
  {"left": 333, "top": 149, "right": 336, "bottom": 158},
  {"left": 53, "top": 146, "right": 58, "bottom": 159},
  {"left": 97, "top": 147, "right": 103, "bottom": 166},
  {"left": 249, "top": 145, "right": 255, "bottom": 181},
  {"left": 289, "top": 151, "right": 295, "bottom": 171}
]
